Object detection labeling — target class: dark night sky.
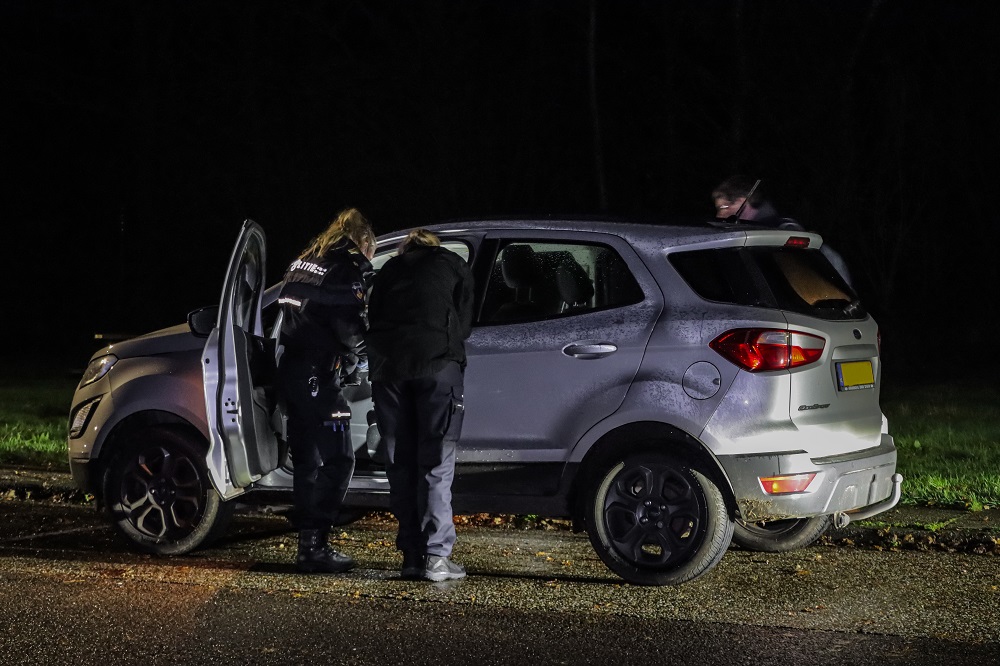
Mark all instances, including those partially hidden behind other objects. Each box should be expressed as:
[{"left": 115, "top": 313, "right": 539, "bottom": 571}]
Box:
[{"left": 2, "top": 0, "right": 998, "bottom": 380}]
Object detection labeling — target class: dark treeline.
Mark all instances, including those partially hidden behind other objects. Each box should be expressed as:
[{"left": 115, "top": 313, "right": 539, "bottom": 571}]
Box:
[{"left": 3, "top": 0, "right": 997, "bottom": 378}]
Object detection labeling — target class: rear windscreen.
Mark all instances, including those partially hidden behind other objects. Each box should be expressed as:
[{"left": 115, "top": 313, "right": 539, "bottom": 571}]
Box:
[{"left": 669, "top": 247, "right": 865, "bottom": 321}]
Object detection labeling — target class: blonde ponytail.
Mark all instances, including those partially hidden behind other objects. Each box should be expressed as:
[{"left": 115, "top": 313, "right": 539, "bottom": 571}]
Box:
[{"left": 300, "top": 208, "right": 376, "bottom": 259}]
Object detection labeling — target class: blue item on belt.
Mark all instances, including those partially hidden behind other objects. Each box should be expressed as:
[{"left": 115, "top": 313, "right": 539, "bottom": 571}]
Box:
[{"left": 324, "top": 410, "right": 352, "bottom": 431}]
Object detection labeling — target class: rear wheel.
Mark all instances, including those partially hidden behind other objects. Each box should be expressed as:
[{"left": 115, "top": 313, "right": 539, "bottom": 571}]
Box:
[
  {"left": 732, "top": 515, "right": 831, "bottom": 552},
  {"left": 105, "top": 427, "right": 233, "bottom": 555},
  {"left": 585, "top": 452, "right": 733, "bottom": 585}
]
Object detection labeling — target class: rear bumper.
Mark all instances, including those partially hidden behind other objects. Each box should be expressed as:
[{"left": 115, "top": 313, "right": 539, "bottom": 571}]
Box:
[
  {"left": 833, "top": 471, "right": 903, "bottom": 527},
  {"left": 718, "top": 434, "right": 898, "bottom": 522}
]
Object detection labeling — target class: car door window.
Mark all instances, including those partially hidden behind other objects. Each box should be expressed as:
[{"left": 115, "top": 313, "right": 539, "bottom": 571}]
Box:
[
  {"left": 371, "top": 239, "right": 471, "bottom": 270},
  {"left": 265, "top": 236, "right": 472, "bottom": 342},
  {"left": 480, "top": 240, "right": 643, "bottom": 323}
]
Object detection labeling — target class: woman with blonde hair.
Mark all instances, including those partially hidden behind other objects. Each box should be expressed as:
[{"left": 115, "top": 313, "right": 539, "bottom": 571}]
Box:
[
  {"left": 275, "top": 207, "right": 376, "bottom": 574},
  {"left": 297, "top": 207, "right": 377, "bottom": 262}
]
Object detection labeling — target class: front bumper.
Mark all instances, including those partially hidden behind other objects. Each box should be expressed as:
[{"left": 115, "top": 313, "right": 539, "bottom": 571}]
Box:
[
  {"left": 718, "top": 434, "right": 898, "bottom": 522},
  {"left": 69, "top": 459, "right": 98, "bottom": 495}
]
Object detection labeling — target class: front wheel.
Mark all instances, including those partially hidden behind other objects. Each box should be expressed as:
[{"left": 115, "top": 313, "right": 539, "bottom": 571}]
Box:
[
  {"left": 732, "top": 515, "right": 831, "bottom": 552},
  {"left": 105, "top": 427, "right": 234, "bottom": 555},
  {"left": 585, "top": 453, "right": 733, "bottom": 586}
]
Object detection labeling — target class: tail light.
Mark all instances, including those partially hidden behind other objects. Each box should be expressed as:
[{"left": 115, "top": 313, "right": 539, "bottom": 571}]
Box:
[{"left": 710, "top": 328, "right": 825, "bottom": 372}]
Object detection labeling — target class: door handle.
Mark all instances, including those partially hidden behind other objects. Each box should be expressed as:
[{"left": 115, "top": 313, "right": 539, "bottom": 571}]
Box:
[{"left": 562, "top": 342, "right": 618, "bottom": 359}]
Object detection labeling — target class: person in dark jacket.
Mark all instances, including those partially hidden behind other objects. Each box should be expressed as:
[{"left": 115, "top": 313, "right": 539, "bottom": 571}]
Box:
[
  {"left": 366, "top": 229, "right": 475, "bottom": 581},
  {"left": 276, "top": 207, "right": 376, "bottom": 574},
  {"left": 712, "top": 175, "right": 853, "bottom": 286}
]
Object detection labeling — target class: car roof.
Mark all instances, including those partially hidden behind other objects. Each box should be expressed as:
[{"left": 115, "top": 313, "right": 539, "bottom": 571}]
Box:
[{"left": 376, "top": 216, "right": 821, "bottom": 253}]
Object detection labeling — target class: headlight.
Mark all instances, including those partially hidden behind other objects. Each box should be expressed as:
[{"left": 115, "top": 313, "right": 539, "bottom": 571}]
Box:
[{"left": 79, "top": 354, "right": 118, "bottom": 387}]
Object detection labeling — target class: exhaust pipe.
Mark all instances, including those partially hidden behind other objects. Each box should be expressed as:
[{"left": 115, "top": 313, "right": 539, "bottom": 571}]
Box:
[{"left": 833, "top": 473, "right": 903, "bottom": 529}]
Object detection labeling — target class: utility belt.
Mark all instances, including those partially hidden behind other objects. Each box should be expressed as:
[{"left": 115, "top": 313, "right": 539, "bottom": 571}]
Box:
[
  {"left": 291, "top": 357, "right": 352, "bottom": 432},
  {"left": 323, "top": 408, "right": 352, "bottom": 432}
]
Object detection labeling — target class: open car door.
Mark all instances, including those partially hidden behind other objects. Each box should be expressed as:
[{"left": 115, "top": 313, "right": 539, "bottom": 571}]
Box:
[{"left": 203, "top": 219, "right": 280, "bottom": 499}]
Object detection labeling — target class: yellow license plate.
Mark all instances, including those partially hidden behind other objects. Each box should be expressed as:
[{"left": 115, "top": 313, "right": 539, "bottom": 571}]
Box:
[{"left": 837, "top": 361, "right": 874, "bottom": 391}]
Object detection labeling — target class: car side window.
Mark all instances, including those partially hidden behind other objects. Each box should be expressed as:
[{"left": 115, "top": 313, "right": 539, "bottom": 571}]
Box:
[
  {"left": 234, "top": 235, "right": 265, "bottom": 331},
  {"left": 480, "top": 240, "right": 643, "bottom": 323},
  {"left": 268, "top": 241, "right": 471, "bottom": 344},
  {"left": 370, "top": 240, "right": 471, "bottom": 271}
]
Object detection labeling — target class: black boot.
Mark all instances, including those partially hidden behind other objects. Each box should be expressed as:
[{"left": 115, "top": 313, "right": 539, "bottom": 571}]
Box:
[{"left": 296, "top": 529, "right": 355, "bottom": 574}]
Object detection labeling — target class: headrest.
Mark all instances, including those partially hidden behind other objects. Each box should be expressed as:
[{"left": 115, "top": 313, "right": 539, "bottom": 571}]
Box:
[
  {"left": 501, "top": 245, "right": 541, "bottom": 289},
  {"left": 556, "top": 259, "right": 594, "bottom": 305}
]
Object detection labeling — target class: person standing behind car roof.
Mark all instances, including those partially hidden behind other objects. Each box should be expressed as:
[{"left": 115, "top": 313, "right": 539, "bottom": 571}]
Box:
[
  {"left": 276, "top": 207, "right": 376, "bottom": 574},
  {"left": 365, "top": 229, "right": 475, "bottom": 582},
  {"left": 712, "top": 175, "right": 853, "bottom": 287}
]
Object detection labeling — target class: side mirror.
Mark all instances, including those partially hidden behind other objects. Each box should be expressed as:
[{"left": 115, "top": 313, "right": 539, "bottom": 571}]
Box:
[{"left": 187, "top": 306, "right": 219, "bottom": 338}]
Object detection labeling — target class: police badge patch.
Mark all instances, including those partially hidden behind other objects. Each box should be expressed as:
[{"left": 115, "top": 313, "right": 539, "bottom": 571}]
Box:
[{"left": 352, "top": 281, "right": 365, "bottom": 303}]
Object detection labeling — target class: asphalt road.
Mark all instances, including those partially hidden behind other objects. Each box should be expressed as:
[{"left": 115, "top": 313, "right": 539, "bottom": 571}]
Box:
[{"left": 0, "top": 499, "right": 998, "bottom": 665}]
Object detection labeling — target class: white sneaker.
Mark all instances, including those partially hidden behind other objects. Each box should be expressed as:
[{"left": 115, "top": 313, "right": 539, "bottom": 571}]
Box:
[{"left": 423, "top": 555, "right": 466, "bottom": 581}]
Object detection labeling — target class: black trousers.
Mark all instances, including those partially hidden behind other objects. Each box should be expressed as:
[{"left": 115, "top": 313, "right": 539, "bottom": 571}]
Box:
[
  {"left": 372, "top": 361, "right": 465, "bottom": 557},
  {"left": 276, "top": 350, "right": 354, "bottom": 532}
]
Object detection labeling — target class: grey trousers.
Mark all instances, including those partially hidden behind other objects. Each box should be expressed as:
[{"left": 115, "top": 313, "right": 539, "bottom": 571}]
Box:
[{"left": 372, "top": 361, "right": 465, "bottom": 557}]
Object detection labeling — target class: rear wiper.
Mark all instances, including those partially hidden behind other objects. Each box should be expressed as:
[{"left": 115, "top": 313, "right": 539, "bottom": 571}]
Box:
[
  {"left": 812, "top": 298, "right": 863, "bottom": 318},
  {"left": 842, "top": 299, "right": 863, "bottom": 318}
]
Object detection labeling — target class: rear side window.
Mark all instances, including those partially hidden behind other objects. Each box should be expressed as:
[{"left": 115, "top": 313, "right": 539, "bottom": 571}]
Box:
[
  {"left": 670, "top": 247, "right": 865, "bottom": 321},
  {"left": 668, "top": 248, "right": 760, "bottom": 307},
  {"left": 480, "top": 240, "right": 643, "bottom": 323}
]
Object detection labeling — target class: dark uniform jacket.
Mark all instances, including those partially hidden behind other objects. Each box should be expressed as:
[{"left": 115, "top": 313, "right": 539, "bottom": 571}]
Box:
[
  {"left": 366, "top": 245, "right": 474, "bottom": 382},
  {"left": 277, "top": 239, "right": 372, "bottom": 367}
]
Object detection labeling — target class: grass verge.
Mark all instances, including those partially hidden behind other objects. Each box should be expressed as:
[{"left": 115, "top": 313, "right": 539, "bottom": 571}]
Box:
[
  {"left": 882, "top": 381, "right": 1000, "bottom": 510},
  {"left": 0, "top": 374, "right": 78, "bottom": 468}
]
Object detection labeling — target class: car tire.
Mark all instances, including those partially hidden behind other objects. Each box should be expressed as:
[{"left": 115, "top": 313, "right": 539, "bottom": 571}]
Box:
[
  {"left": 105, "top": 427, "right": 233, "bottom": 556},
  {"left": 585, "top": 452, "right": 733, "bottom": 586},
  {"left": 732, "top": 515, "right": 831, "bottom": 552}
]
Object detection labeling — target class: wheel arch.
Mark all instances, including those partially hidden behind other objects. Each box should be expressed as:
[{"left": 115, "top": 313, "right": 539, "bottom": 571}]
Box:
[
  {"left": 89, "top": 353, "right": 209, "bottom": 461},
  {"left": 568, "top": 421, "right": 737, "bottom": 528},
  {"left": 94, "top": 410, "right": 209, "bottom": 503},
  {"left": 101, "top": 418, "right": 233, "bottom": 555}
]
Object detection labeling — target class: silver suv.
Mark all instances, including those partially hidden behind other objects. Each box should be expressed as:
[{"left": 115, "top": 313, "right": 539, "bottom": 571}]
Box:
[{"left": 67, "top": 218, "right": 901, "bottom": 585}]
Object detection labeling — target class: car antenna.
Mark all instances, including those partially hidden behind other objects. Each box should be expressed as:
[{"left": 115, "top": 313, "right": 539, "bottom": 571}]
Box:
[{"left": 730, "top": 178, "right": 761, "bottom": 224}]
